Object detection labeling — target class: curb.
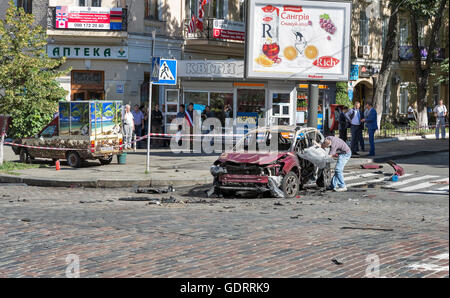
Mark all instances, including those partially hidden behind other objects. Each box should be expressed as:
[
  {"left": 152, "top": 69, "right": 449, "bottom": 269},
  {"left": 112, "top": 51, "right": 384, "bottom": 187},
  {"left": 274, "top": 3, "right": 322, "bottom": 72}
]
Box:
[{"left": 0, "top": 174, "right": 213, "bottom": 188}]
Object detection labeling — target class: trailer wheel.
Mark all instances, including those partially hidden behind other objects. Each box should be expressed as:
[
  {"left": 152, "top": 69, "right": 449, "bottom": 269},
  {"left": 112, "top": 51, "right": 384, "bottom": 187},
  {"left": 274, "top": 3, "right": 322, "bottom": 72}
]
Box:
[
  {"left": 281, "top": 171, "right": 299, "bottom": 198},
  {"left": 19, "top": 148, "right": 31, "bottom": 164},
  {"left": 99, "top": 155, "right": 113, "bottom": 165},
  {"left": 66, "top": 151, "right": 82, "bottom": 168}
]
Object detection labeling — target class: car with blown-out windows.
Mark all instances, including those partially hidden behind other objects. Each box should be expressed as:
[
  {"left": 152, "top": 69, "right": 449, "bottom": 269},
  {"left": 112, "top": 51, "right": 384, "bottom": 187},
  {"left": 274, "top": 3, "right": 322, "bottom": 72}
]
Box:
[{"left": 210, "top": 126, "right": 332, "bottom": 198}]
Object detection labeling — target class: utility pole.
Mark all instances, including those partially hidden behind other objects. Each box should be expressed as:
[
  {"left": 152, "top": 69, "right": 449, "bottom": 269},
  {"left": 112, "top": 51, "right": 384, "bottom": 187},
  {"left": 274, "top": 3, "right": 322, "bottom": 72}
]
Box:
[
  {"left": 307, "top": 83, "right": 319, "bottom": 128},
  {"left": 146, "top": 30, "right": 156, "bottom": 174}
]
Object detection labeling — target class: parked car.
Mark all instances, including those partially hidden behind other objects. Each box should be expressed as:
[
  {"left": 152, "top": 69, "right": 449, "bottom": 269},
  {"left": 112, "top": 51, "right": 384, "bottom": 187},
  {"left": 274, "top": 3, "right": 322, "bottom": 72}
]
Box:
[
  {"left": 210, "top": 126, "right": 331, "bottom": 198},
  {"left": 12, "top": 100, "right": 124, "bottom": 167}
]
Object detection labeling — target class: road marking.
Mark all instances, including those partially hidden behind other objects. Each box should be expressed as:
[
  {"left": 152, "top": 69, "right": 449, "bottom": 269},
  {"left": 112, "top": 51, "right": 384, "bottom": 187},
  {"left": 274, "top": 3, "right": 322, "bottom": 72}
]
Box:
[
  {"left": 432, "top": 253, "right": 449, "bottom": 260},
  {"left": 397, "top": 179, "right": 447, "bottom": 192},
  {"left": 385, "top": 175, "right": 438, "bottom": 188},
  {"left": 347, "top": 176, "right": 389, "bottom": 187},
  {"left": 344, "top": 173, "right": 379, "bottom": 181}
]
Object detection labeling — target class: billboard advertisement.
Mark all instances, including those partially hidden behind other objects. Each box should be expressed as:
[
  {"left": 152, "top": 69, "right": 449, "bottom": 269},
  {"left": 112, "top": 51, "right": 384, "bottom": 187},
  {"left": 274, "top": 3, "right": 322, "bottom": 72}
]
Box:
[
  {"left": 246, "top": 0, "right": 352, "bottom": 81},
  {"left": 55, "top": 6, "right": 123, "bottom": 30}
]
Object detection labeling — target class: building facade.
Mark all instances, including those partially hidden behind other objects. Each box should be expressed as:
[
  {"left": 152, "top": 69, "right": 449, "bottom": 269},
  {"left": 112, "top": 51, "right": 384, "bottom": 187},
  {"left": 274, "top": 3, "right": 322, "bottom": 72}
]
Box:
[{"left": 1, "top": 0, "right": 448, "bottom": 131}]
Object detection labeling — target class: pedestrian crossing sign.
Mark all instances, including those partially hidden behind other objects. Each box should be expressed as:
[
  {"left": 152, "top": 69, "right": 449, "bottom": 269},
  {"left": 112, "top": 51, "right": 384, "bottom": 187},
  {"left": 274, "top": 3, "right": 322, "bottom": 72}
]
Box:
[{"left": 151, "top": 58, "right": 177, "bottom": 85}]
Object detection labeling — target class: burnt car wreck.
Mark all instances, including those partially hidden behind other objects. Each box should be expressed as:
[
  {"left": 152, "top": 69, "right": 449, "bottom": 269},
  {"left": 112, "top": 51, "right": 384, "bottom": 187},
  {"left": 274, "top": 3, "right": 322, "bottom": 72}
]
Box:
[{"left": 210, "top": 126, "right": 332, "bottom": 198}]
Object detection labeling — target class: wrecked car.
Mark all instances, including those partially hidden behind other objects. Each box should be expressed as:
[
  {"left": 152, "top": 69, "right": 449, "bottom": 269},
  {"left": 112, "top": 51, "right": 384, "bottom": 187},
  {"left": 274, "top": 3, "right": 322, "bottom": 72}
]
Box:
[{"left": 210, "top": 126, "right": 332, "bottom": 198}]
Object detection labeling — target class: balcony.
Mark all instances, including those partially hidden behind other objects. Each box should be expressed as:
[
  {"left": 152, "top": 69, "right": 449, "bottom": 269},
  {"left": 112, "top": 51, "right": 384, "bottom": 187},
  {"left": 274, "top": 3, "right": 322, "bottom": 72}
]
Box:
[
  {"left": 398, "top": 45, "right": 446, "bottom": 61},
  {"left": 47, "top": 7, "right": 128, "bottom": 33}
]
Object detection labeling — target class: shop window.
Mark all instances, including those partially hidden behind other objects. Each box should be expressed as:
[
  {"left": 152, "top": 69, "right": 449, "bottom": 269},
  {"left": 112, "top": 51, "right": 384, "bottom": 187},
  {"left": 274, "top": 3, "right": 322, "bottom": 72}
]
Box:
[
  {"left": 146, "top": 0, "right": 161, "bottom": 20},
  {"left": 71, "top": 70, "right": 104, "bottom": 101},
  {"left": 210, "top": 92, "right": 233, "bottom": 125},
  {"left": 359, "top": 11, "right": 369, "bottom": 46},
  {"left": 239, "top": 0, "right": 245, "bottom": 22},
  {"left": 185, "top": 92, "right": 209, "bottom": 118},
  {"left": 79, "top": 0, "right": 102, "bottom": 7},
  {"left": 16, "top": 0, "right": 32, "bottom": 13},
  {"left": 237, "top": 89, "right": 265, "bottom": 114}
]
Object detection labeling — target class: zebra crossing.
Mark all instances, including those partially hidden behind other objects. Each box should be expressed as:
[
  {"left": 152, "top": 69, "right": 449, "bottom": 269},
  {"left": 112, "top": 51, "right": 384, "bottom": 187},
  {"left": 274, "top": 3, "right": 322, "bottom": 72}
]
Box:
[{"left": 342, "top": 170, "right": 449, "bottom": 196}]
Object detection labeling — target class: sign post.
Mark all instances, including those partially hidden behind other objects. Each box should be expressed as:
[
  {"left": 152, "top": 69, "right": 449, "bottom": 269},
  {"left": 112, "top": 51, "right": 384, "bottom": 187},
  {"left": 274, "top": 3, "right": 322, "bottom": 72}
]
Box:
[{"left": 147, "top": 55, "right": 177, "bottom": 173}]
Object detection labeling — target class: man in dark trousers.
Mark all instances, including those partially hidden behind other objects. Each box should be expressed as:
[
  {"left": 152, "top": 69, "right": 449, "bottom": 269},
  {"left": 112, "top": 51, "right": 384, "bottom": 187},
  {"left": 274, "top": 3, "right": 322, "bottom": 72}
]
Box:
[
  {"left": 361, "top": 102, "right": 378, "bottom": 156},
  {"left": 346, "top": 101, "right": 363, "bottom": 155},
  {"left": 338, "top": 106, "right": 349, "bottom": 142}
]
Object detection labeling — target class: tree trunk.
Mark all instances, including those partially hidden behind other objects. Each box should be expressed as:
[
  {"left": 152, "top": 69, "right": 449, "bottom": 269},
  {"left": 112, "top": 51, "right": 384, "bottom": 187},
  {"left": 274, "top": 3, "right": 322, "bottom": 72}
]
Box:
[
  {"left": 410, "top": 0, "right": 447, "bottom": 128},
  {"left": 372, "top": 1, "right": 399, "bottom": 129}
]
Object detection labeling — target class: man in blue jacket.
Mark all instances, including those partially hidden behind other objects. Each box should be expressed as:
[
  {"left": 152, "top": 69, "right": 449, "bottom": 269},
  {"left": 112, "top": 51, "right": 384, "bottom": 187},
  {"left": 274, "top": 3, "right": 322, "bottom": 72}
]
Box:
[{"left": 361, "top": 102, "right": 378, "bottom": 156}]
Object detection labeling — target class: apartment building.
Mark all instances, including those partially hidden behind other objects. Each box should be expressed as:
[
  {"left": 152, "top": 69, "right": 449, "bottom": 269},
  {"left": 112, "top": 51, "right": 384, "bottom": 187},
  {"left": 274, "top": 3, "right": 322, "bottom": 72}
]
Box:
[{"left": 1, "top": 0, "right": 448, "bottom": 129}]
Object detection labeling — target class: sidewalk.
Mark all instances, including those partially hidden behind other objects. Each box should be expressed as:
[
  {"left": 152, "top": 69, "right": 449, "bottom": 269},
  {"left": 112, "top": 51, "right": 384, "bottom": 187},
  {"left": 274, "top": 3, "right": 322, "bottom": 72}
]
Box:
[{"left": 0, "top": 138, "right": 448, "bottom": 188}]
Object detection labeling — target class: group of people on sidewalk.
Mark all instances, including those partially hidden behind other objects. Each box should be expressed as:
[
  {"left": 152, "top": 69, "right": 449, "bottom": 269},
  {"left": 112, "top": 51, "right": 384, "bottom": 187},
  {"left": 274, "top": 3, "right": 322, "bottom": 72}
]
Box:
[
  {"left": 122, "top": 103, "right": 165, "bottom": 150},
  {"left": 338, "top": 100, "right": 378, "bottom": 157}
]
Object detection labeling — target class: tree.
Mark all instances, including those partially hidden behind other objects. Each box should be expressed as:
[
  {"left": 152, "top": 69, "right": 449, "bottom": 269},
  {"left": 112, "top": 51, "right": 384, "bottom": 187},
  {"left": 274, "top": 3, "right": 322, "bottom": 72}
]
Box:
[
  {"left": 409, "top": 0, "right": 448, "bottom": 128},
  {"left": 372, "top": 0, "right": 404, "bottom": 129},
  {"left": 0, "top": 0, "right": 69, "bottom": 138},
  {"left": 335, "top": 82, "right": 351, "bottom": 106}
]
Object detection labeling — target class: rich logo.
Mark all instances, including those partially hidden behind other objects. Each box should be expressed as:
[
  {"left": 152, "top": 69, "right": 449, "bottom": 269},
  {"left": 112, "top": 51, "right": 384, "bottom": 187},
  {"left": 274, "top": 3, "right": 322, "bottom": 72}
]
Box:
[{"left": 313, "top": 56, "right": 340, "bottom": 68}]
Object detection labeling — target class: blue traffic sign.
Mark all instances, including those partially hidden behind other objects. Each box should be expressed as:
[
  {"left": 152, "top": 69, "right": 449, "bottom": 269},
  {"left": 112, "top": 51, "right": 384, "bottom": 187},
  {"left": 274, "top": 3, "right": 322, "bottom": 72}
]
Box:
[{"left": 151, "top": 58, "right": 177, "bottom": 85}]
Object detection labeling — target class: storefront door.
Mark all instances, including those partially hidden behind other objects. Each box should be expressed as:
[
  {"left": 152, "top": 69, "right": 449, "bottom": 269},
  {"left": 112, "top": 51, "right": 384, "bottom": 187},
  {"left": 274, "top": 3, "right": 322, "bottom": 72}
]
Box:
[{"left": 269, "top": 91, "right": 294, "bottom": 126}]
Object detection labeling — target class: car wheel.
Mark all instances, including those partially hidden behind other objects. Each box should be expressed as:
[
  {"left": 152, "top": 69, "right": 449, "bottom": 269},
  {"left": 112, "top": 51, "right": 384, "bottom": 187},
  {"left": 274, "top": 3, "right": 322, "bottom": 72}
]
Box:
[
  {"left": 99, "top": 155, "right": 113, "bottom": 165},
  {"left": 316, "top": 163, "right": 332, "bottom": 188},
  {"left": 66, "top": 151, "right": 82, "bottom": 168},
  {"left": 281, "top": 171, "right": 299, "bottom": 198},
  {"left": 19, "top": 148, "right": 31, "bottom": 164}
]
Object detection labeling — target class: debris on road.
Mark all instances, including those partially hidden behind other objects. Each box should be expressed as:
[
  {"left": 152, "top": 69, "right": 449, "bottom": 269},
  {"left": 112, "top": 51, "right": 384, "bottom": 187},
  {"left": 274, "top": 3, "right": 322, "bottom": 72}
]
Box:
[
  {"left": 340, "top": 226, "right": 394, "bottom": 232},
  {"left": 161, "top": 196, "right": 177, "bottom": 204},
  {"left": 274, "top": 201, "right": 284, "bottom": 206},
  {"left": 387, "top": 160, "right": 405, "bottom": 176},
  {"left": 136, "top": 186, "right": 175, "bottom": 194},
  {"left": 361, "top": 164, "right": 383, "bottom": 169},
  {"left": 332, "top": 258, "right": 344, "bottom": 265},
  {"left": 19, "top": 218, "right": 31, "bottom": 222},
  {"left": 118, "top": 197, "right": 159, "bottom": 202}
]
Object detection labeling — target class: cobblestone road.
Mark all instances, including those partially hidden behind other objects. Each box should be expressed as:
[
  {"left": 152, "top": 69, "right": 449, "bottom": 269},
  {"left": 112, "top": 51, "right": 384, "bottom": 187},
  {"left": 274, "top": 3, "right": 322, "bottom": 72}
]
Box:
[{"left": 0, "top": 180, "right": 448, "bottom": 278}]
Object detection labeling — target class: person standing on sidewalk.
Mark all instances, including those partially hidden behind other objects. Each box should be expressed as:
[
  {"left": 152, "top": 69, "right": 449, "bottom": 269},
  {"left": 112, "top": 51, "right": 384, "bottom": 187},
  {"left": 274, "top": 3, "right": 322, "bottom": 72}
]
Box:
[
  {"left": 321, "top": 136, "right": 352, "bottom": 192},
  {"left": 132, "top": 105, "right": 144, "bottom": 148},
  {"left": 361, "top": 102, "right": 378, "bottom": 156},
  {"left": 338, "top": 106, "right": 349, "bottom": 142},
  {"left": 433, "top": 99, "right": 447, "bottom": 140},
  {"left": 151, "top": 104, "right": 164, "bottom": 147},
  {"left": 346, "top": 101, "right": 362, "bottom": 155},
  {"left": 123, "top": 104, "right": 134, "bottom": 149}
]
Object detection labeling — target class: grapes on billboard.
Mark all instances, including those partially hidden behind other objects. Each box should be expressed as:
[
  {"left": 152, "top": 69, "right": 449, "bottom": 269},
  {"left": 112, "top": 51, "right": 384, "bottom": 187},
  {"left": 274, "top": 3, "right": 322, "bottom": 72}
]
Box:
[{"left": 246, "top": 0, "right": 352, "bottom": 81}]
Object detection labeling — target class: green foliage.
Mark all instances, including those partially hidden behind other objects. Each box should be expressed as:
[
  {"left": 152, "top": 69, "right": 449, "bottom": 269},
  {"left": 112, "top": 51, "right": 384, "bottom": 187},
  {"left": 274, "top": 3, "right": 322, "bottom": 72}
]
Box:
[
  {"left": 0, "top": 1, "right": 69, "bottom": 138},
  {"left": 381, "top": 120, "right": 395, "bottom": 130},
  {"left": 436, "top": 58, "right": 449, "bottom": 84},
  {"left": 408, "top": 120, "right": 418, "bottom": 128},
  {"left": 0, "top": 161, "right": 39, "bottom": 174},
  {"left": 335, "top": 82, "right": 351, "bottom": 106}
]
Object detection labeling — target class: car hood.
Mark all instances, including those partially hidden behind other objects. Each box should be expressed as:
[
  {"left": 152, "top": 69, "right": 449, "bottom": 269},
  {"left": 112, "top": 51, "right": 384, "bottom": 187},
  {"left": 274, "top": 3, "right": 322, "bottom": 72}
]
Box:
[{"left": 217, "top": 152, "right": 290, "bottom": 165}]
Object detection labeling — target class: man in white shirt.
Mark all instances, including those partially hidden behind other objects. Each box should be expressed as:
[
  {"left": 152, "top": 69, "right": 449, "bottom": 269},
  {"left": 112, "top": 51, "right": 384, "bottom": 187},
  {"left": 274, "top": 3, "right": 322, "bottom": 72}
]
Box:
[
  {"left": 346, "top": 101, "right": 362, "bottom": 155},
  {"left": 433, "top": 99, "right": 447, "bottom": 140},
  {"left": 123, "top": 104, "right": 135, "bottom": 149}
]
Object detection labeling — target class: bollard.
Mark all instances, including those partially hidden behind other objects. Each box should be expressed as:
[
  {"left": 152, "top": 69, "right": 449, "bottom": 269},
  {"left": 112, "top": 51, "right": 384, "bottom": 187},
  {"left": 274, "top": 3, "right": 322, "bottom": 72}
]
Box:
[{"left": 55, "top": 160, "right": 60, "bottom": 171}]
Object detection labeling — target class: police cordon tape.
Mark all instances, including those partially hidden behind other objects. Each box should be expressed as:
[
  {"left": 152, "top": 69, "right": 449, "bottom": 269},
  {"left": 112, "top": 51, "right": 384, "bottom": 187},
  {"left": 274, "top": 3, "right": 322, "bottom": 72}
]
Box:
[{"left": 3, "top": 132, "right": 245, "bottom": 151}]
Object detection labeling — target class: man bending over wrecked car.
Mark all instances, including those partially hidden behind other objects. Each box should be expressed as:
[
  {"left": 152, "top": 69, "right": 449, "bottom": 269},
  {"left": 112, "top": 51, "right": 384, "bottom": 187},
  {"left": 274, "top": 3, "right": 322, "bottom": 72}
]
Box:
[{"left": 321, "top": 136, "right": 352, "bottom": 192}]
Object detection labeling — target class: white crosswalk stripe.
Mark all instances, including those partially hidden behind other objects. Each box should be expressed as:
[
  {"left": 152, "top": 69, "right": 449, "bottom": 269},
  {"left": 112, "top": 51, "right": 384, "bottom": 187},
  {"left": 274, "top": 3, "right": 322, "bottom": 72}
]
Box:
[
  {"left": 336, "top": 170, "right": 448, "bottom": 195},
  {"left": 384, "top": 175, "right": 438, "bottom": 188}
]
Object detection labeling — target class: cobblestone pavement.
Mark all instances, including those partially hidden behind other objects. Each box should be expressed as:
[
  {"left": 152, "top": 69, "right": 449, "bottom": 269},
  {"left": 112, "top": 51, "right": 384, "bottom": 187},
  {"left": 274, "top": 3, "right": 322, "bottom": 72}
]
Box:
[{"left": 0, "top": 178, "right": 448, "bottom": 278}]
